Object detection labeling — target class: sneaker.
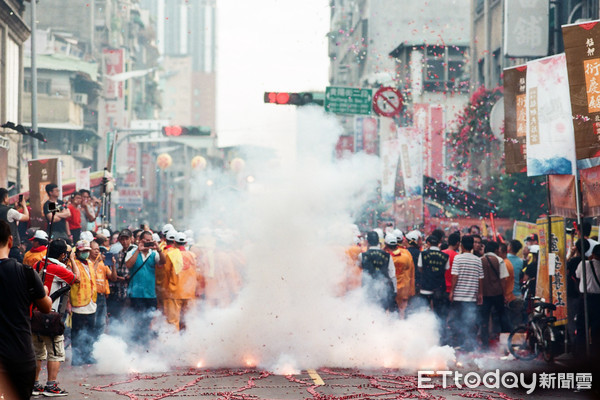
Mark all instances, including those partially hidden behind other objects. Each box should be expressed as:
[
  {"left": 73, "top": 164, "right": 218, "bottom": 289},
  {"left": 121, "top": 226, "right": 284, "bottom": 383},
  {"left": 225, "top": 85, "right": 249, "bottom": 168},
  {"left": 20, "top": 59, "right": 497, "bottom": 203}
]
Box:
[
  {"left": 42, "top": 383, "right": 67, "bottom": 397},
  {"left": 31, "top": 383, "right": 44, "bottom": 396}
]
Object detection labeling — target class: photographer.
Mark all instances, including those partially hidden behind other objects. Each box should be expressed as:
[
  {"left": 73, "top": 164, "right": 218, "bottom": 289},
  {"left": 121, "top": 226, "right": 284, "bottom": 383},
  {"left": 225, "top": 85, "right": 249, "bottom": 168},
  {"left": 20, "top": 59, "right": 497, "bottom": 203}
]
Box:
[
  {"left": 0, "top": 220, "right": 51, "bottom": 400},
  {"left": 0, "top": 188, "right": 29, "bottom": 262},
  {"left": 124, "top": 231, "right": 165, "bottom": 344},
  {"left": 42, "top": 184, "right": 71, "bottom": 242},
  {"left": 31, "top": 239, "right": 76, "bottom": 396}
]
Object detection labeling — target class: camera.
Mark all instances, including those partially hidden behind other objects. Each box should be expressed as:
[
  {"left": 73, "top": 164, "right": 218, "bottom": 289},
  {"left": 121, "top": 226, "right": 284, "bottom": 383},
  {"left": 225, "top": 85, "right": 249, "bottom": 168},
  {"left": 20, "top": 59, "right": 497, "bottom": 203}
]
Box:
[
  {"left": 18, "top": 194, "right": 23, "bottom": 203},
  {"left": 565, "top": 227, "right": 575, "bottom": 235},
  {"left": 48, "top": 202, "right": 57, "bottom": 211}
]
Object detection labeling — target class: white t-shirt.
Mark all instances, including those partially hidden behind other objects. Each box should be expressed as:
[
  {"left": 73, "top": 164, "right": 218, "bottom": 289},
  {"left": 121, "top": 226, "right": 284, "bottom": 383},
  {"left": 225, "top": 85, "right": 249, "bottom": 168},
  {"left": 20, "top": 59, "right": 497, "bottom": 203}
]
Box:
[
  {"left": 576, "top": 259, "right": 600, "bottom": 294},
  {"left": 6, "top": 208, "right": 25, "bottom": 223}
]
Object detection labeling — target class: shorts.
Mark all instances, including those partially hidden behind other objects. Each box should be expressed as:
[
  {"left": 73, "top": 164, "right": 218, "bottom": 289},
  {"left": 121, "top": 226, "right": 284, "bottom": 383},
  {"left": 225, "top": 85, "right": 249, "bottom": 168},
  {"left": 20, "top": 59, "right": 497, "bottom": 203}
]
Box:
[{"left": 32, "top": 334, "right": 65, "bottom": 362}]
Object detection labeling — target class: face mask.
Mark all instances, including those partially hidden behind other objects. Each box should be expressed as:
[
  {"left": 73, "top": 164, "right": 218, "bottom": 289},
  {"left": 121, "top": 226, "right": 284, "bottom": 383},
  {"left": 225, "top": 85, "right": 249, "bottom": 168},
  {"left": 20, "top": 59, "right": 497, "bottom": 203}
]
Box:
[{"left": 79, "top": 252, "right": 90, "bottom": 260}]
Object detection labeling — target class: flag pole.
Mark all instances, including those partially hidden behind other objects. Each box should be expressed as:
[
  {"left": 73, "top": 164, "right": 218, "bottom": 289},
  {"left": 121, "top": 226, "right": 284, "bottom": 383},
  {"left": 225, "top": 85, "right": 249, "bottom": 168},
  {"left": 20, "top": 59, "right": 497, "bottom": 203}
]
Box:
[
  {"left": 574, "top": 171, "right": 590, "bottom": 357},
  {"left": 546, "top": 175, "right": 553, "bottom": 317}
]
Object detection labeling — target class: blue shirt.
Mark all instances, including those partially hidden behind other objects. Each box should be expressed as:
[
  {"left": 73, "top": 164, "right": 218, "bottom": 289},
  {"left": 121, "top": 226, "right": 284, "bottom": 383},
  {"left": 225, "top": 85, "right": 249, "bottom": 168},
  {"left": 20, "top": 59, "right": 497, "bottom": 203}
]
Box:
[
  {"left": 507, "top": 253, "right": 524, "bottom": 297},
  {"left": 127, "top": 250, "right": 159, "bottom": 299}
]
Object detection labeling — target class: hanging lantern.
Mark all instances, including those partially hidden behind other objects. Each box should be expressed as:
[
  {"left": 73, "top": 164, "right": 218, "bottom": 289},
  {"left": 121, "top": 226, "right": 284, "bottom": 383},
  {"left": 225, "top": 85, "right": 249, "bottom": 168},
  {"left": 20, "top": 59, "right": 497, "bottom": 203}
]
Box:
[
  {"left": 191, "top": 155, "right": 207, "bottom": 170},
  {"left": 230, "top": 157, "right": 245, "bottom": 173},
  {"left": 156, "top": 153, "right": 172, "bottom": 170}
]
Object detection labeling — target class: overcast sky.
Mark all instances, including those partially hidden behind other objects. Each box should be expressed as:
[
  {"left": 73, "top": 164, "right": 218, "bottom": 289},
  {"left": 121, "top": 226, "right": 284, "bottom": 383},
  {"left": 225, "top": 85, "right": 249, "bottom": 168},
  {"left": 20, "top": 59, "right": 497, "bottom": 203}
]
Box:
[{"left": 216, "top": 0, "right": 331, "bottom": 162}]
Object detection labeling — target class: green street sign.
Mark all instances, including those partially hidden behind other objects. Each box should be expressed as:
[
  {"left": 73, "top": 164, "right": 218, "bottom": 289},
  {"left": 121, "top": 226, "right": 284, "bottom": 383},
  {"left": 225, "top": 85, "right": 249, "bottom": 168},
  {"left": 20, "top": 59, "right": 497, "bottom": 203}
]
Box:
[{"left": 325, "top": 86, "right": 373, "bottom": 115}]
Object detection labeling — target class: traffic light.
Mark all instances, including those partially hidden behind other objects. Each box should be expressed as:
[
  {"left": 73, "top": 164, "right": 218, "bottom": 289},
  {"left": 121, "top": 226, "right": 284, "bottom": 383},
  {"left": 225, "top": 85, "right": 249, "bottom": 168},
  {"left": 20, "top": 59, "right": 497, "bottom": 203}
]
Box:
[
  {"left": 1, "top": 121, "right": 46, "bottom": 142},
  {"left": 263, "top": 92, "right": 324, "bottom": 106},
  {"left": 161, "top": 125, "right": 211, "bottom": 137}
]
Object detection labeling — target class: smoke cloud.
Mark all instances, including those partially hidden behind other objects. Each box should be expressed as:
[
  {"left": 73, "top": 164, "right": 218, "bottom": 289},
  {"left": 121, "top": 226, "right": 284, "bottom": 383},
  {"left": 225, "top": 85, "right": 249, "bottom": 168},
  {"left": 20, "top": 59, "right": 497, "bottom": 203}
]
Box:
[{"left": 93, "top": 106, "right": 454, "bottom": 374}]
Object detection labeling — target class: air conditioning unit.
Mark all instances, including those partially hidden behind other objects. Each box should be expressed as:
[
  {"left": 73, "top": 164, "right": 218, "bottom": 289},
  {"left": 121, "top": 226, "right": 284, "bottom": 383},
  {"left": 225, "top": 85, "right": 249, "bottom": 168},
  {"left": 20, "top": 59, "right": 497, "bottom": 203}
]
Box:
[{"left": 73, "top": 93, "right": 88, "bottom": 105}]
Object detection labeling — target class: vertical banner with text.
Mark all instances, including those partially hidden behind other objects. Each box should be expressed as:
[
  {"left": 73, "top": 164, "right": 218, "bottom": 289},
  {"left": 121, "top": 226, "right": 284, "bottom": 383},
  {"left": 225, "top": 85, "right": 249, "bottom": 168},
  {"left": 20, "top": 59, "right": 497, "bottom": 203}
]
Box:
[
  {"left": 536, "top": 216, "right": 568, "bottom": 326},
  {"left": 526, "top": 54, "right": 576, "bottom": 176},
  {"left": 75, "top": 168, "right": 91, "bottom": 191},
  {"left": 395, "top": 127, "right": 424, "bottom": 230},
  {"left": 581, "top": 165, "right": 600, "bottom": 216},
  {"left": 562, "top": 20, "right": 600, "bottom": 160},
  {"left": 503, "top": 65, "right": 528, "bottom": 173},
  {"left": 27, "top": 158, "right": 60, "bottom": 229},
  {"left": 548, "top": 174, "right": 577, "bottom": 218}
]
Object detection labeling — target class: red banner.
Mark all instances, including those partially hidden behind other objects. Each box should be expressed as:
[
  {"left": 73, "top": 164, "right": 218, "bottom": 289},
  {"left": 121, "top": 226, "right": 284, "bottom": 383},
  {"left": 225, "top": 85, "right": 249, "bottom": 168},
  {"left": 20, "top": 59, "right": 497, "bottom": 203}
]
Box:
[
  {"left": 581, "top": 165, "right": 600, "bottom": 216},
  {"left": 548, "top": 175, "right": 577, "bottom": 218},
  {"left": 503, "top": 65, "right": 528, "bottom": 173}
]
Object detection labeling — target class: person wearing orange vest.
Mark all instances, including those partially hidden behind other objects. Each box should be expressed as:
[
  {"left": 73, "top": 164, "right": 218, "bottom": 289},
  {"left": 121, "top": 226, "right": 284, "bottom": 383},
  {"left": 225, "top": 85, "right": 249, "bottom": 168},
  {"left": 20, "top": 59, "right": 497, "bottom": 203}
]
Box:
[
  {"left": 171, "top": 232, "right": 197, "bottom": 330},
  {"left": 69, "top": 240, "right": 97, "bottom": 366},
  {"left": 341, "top": 237, "right": 363, "bottom": 295},
  {"left": 384, "top": 233, "right": 415, "bottom": 318},
  {"left": 156, "top": 229, "right": 178, "bottom": 313},
  {"left": 23, "top": 230, "right": 48, "bottom": 267}
]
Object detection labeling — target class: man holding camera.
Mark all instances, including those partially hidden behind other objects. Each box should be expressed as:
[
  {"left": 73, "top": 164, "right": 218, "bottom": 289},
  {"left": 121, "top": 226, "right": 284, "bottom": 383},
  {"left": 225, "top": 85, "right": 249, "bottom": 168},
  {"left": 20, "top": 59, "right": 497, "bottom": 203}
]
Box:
[
  {"left": 42, "top": 184, "right": 71, "bottom": 242},
  {"left": 0, "top": 188, "right": 29, "bottom": 262},
  {"left": 125, "top": 231, "right": 165, "bottom": 343}
]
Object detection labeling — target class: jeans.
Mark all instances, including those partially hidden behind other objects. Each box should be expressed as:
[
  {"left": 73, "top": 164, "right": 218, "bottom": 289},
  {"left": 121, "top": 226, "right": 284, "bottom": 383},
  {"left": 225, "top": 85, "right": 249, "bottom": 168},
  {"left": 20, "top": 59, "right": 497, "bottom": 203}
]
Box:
[
  {"left": 127, "top": 298, "right": 157, "bottom": 345},
  {"left": 479, "top": 294, "right": 509, "bottom": 349},
  {"left": 71, "top": 312, "right": 96, "bottom": 366},
  {"left": 449, "top": 301, "right": 478, "bottom": 351},
  {"left": 94, "top": 294, "right": 108, "bottom": 339}
]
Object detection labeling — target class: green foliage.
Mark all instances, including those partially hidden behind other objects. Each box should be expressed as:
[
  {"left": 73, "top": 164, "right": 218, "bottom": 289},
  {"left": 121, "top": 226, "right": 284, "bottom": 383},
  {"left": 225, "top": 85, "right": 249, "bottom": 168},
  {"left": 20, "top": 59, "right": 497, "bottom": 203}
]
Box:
[{"left": 488, "top": 173, "right": 547, "bottom": 221}]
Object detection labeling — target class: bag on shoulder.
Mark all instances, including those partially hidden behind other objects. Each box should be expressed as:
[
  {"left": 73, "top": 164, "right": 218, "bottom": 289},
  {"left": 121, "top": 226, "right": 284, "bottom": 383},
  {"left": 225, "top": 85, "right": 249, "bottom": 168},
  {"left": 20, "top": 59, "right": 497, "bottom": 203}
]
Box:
[{"left": 31, "top": 310, "right": 65, "bottom": 337}]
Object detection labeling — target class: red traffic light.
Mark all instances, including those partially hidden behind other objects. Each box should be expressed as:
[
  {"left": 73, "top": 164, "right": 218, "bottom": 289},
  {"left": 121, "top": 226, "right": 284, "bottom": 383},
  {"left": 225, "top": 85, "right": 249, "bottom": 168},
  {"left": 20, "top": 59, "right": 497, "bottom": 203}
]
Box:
[
  {"left": 163, "top": 126, "right": 183, "bottom": 136},
  {"left": 264, "top": 92, "right": 317, "bottom": 106}
]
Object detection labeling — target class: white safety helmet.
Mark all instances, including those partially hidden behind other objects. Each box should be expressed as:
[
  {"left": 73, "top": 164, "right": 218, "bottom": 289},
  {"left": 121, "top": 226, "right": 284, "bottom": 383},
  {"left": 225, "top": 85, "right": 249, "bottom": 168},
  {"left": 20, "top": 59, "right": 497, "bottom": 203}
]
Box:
[
  {"left": 384, "top": 233, "right": 398, "bottom": 246},
  {"left": 393, "top": 229, "right": 404, "bottom": 242},
  {"left": 161, "top": 224, "right": 174, "bottom": 235},
  {"left": 175, "top": 232, "right": 187, "bottom": 245},
  {"left": 165, "top": 229, "right": 178, "bottom": 242},
  {"left": 80, "top": 231, "right": 94, "bottom": 242},
  {"left": 405, "top": 230, "right": 421, "bottom": 243},
  {"left": 152, "top": 233, "right": 160, "bottom": 242}
]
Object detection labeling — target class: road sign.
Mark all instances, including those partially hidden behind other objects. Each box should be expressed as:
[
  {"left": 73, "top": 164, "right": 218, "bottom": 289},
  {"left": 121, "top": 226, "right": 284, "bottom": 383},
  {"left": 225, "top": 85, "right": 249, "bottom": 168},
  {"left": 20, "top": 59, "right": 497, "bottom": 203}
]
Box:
[
  {"left": 373, "top": 87, "right": 403, "bottom": 117},
  {"left": 325, "top": 87, "right": 373, "bottom": 115}
]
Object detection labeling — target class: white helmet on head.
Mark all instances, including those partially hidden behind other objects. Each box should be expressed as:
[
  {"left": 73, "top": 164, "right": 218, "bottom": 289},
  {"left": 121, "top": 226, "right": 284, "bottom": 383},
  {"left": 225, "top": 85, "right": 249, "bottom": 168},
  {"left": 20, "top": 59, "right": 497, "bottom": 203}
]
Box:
[
  {"left": 161, "top": 224, "right": 174, "bottom": 235},
  {"left": 175, "top": 232, "right": 187, "bottom": 245},
  {"left": 384, "top": 233, "right": 398, "bottom": 246},
  {"left": 405, "top": 230, "right": 421, "bottom": 243},
  {"left": 165, "top": 229, "right": 178, "bottom": 242},
  {"left": 393, "top": 229, "right": 404, "bottom": 242}
]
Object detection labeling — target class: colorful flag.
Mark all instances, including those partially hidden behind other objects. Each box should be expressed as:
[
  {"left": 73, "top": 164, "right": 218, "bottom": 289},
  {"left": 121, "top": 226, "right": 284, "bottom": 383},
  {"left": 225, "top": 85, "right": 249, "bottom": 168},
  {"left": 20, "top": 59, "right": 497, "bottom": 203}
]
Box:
[
  {"left": 536, "top": 216, "right": 568, "bottom": 326},
  {"left": 503, "top": 65, "right": 528, "bottom": 173},
  {"left": 562, "top": 20, "right": 600, "bottom": 160},
  {"left": 526, "top": 54, "right": 576, "bottom": 176},
  {"left": 548, "top": 174, "right": 577, "bottom": 218},
  {"left": 580, "top": 164, "right": 600, "bottom": 216}
]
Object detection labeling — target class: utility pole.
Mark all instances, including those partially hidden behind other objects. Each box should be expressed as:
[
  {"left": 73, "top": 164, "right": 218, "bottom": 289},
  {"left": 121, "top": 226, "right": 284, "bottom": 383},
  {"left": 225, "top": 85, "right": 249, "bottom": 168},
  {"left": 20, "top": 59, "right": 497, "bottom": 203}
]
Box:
[{"left": 31, "top": 0, "right": 38, "bottom": 159}]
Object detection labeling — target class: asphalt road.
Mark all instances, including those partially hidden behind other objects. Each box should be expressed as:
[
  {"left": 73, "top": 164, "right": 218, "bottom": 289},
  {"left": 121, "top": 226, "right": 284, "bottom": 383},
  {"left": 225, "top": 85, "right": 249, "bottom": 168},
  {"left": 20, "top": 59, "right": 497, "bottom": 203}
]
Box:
[{"left": 36, "top": 354, "right": 598, "bottom": 400}]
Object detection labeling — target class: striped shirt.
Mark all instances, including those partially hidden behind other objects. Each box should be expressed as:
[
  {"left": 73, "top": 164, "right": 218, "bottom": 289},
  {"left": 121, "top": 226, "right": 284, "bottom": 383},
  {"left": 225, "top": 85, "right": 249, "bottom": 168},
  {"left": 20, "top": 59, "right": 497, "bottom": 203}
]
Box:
[{"left": 451, "top": 252, "right": 483, "bottom": 302}]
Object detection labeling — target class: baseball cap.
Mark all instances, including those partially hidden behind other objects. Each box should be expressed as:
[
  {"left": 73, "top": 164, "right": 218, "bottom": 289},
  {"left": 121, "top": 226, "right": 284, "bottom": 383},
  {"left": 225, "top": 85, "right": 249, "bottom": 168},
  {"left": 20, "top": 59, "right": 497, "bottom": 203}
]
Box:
[
  {"left": 165, "top": 229, "right": 178, "bottom": 241},
  {"left": 161, "top": 224, "right": 174, "bottom": 235},
  {"left": 118, "top": 229, "right": 132, "bottom": 238},
  {"left": 99, "top": 228, "right": 111, "bottom": 237},
  {"left": 529, "top": 244, "right": 540, "bottom": 254},
  {"left": 29, "top": 230, "right": 48, "bottom": 241},
  {"left": 393, "top": 229, "right": 404, "bottom": 242},
  {"left": 525, "top": 233, "right": 539, "bottom": 242},
  {"left": 426, "top": 235, "right": 440, "bottom": 246},
  {"left": 80, "top": 231, "right": 94, "bottom": 242},
  {"left": 152, "top": 233, "right": 160, "bottom": 242},
  {"left": 76, "top": 240, "right": 92, "bottom": 251},
  {"left": 406, "top": 230, "right": 421, "bottom": 243},
  {"left": 384, "top": 233, "right": 398, "bottom": 246},
  {"left": 175, "top": 232, "right": 187, "bottom": 245}
]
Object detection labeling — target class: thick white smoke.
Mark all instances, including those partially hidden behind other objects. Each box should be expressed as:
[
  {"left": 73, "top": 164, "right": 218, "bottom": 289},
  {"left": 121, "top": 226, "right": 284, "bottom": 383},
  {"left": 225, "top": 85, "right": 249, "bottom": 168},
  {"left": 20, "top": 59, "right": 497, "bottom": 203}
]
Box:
[{"left": 93, "top": 106, "right": 454, "bottom": 374}]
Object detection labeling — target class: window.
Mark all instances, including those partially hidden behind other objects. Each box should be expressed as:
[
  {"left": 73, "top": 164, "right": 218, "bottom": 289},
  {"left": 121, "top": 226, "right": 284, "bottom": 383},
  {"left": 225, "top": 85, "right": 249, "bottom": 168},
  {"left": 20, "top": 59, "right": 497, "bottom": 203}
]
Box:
[
  {"left": 24, "top": 79, "right": 52, "bottom": 95},
  {"left": 422, "top": 45, "right": 468, "bottom": 92}
]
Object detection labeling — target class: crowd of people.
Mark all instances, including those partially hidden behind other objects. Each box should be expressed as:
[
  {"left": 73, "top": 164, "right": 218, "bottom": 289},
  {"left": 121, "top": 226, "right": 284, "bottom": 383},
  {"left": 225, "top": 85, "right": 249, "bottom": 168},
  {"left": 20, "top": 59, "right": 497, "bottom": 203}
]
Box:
[
  {"left": 1, "top": 182, "right": 600, "bottom": 399},
  {"left": 344, "top": 223, "right": 600, "bottom": 358}
]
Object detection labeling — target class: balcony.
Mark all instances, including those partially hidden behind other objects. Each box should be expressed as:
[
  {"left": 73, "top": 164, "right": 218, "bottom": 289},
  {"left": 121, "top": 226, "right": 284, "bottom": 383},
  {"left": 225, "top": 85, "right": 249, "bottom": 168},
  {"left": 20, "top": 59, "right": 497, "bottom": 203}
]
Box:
[{"left": 22, "top": 94, "right": 84, "bottom": 128}]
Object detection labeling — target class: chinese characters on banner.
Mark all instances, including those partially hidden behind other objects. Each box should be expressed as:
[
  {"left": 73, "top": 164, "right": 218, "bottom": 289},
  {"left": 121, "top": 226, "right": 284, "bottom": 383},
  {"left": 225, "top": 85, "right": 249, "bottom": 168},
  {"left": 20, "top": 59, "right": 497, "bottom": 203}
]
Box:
[
  {"left": 562, "top": 20, "right": 600, "bottom": 160},
  {"left": 580, "top": 164, "right": 600, "bottom": 216},
  {"left": 504, "top": 0, "right": 550, "bottom": 57},
  {"left": 548, "top": 174, "right": 577, "bottom": 218},
  {"left": 335, "top": 135, "right": 354, "bottom": 159},
  {"left": 512, "top": 220, "right": 539, "bottom": 243},
  {"left": 27, "top": 158, "right": 61, "bottom": 229},
  {"left": 526, "top": 54, "right": 576, "bottom": 176},
  {"left": 380, "top": 139, "right": 401, "bottom": 204},
  {"left": 99, "top": 49, "right": 128, "bottom": 141},
  {"left": 536, "top": 216, "right": 568, "bottom": 326},
  {"left": 503, "top": 65, "right": 528, "bottom": 173},
  {"left": 395, "top": 127, "right": 424, "bottom": 230},
  {"left": 75, "top": 168, "right": 90, "bottom": 191}
]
